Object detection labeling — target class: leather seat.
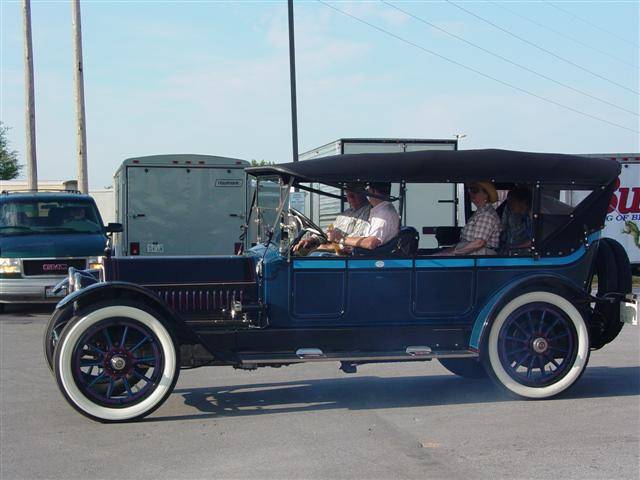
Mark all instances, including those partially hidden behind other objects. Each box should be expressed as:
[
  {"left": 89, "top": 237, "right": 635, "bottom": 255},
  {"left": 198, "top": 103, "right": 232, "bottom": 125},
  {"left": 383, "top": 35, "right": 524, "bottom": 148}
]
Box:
[
  {"left": 435, "top": 226, "right": 461, "bottom": 247},
  {"left": 352, "top": 227, "right": 419, "bottom": 257}
]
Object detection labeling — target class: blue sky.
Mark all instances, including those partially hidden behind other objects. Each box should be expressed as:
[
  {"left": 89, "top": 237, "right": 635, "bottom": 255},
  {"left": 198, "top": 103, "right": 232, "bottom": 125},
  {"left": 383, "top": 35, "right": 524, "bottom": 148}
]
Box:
[{"left": 1, "top": 0, "right": 638, "bottom": 188}]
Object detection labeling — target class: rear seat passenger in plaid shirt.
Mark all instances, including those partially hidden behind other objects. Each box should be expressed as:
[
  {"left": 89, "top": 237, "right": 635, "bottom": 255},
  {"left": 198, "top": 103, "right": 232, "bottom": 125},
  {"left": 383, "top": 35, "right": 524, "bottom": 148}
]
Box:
[{"left": 458, "top": 204, "right": 501, "bottom": 252}]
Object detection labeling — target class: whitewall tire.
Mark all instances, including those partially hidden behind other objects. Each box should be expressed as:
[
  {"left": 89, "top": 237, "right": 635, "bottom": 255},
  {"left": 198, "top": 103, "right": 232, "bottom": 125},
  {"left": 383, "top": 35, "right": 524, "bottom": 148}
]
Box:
[
  {"left": 484, "top": 291, "right": 589, "bottom": 399},
  {"left": 54, "top": 304, "right": 178, "bottom": 422}
]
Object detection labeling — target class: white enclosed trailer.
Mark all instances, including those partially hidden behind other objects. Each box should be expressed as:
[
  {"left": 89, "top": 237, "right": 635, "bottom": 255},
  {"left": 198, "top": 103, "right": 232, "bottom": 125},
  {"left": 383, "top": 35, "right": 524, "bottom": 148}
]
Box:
[
  {"left": 113, "top": 154, "right": 249, "bottom": 256},
  {"left": 300, "top": 138, "right": 459, "bottom": 248}
]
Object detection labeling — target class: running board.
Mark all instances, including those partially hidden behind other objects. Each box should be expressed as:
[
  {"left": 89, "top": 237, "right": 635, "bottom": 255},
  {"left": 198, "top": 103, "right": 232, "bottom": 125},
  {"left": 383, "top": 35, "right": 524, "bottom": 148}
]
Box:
[{"left": 238, "top": 348, "right": 478, "bottom": 366}]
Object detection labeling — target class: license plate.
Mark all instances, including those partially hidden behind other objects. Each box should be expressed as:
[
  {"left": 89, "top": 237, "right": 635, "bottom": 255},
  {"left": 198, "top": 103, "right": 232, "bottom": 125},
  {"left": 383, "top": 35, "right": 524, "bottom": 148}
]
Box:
[
  {"left": 146, "top": 243, "right": 164, "bottom": 253},
  {"left": 620, "top": 295, "right": 638, "bottom": 326},
  {"left": 45, "top": 286, "right": 66, "bottom": 299}
]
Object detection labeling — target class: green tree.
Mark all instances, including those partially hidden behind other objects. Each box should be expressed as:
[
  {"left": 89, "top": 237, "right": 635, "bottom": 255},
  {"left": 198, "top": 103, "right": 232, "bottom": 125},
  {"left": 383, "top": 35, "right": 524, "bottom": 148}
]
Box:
[
  {"left": 1, "top": 122, "right": 22, "bottom": 180},
  {"left": 251, "top": 159, "right": 274, "bottom": 166}
]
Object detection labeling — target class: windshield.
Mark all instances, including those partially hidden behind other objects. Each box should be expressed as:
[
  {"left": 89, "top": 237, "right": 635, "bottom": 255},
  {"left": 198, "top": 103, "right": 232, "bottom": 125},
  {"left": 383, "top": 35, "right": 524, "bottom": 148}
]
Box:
[
  {"left": 252, "top": 176, "right": 285, "bottom": 242},
  {"left": 0, "top": 199, "right": 103, "bottom": 235}
]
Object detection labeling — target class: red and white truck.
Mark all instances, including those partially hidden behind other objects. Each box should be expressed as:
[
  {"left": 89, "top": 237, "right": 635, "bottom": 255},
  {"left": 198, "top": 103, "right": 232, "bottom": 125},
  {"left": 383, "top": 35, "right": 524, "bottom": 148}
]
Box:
[{"left": 578, "top": 153, "right": 640, "bottom": 268}]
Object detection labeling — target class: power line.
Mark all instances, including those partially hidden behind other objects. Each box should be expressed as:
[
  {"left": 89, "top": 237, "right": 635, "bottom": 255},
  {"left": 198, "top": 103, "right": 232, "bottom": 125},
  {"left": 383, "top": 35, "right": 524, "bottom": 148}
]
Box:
[
  {"left": 445, "top": 0, "right": 639, "bottom": 96},
  {"left": 544, "top": 0, "right": 639, "bottom": 49},
  {"left": 490, "top": 0, "right": 639, "bottom": 70},
  {"left": 382, "top": 0, "right": 637, "bottom": 117},
  {"left": 316, "top": 0, "right": 639, "bottom": 135}
]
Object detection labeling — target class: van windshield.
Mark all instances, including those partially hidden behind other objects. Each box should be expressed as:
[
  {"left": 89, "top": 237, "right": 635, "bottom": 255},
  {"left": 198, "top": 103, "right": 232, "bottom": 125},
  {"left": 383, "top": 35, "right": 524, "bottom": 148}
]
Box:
[{"left": 0, "top": 199, "right": 103, "bottom": 235}]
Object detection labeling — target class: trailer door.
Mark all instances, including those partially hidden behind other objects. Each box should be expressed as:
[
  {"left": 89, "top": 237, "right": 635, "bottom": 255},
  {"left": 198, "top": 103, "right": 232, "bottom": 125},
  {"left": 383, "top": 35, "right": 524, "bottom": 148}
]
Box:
[
  {"left": 127, "top": 166, "right": 189, "bottom": 255},
  {"left": 190, "top": 167, "right": 246, "bottom": 255},
  {"left": 126, "top": 166, "right": 245, "bottom": 255}
]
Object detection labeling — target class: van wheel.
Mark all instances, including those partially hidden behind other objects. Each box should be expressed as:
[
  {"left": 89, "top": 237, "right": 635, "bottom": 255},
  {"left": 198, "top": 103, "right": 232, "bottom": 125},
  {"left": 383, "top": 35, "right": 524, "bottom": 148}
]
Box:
[
  {"left": 54, "top": 304, "right": 179, "bottom": 422},
  {"left": 484, "top": 291, "right": 589, "bottom": 399},
  {"left": 439, "top": 358, "right": 487, "bottom": 379}
]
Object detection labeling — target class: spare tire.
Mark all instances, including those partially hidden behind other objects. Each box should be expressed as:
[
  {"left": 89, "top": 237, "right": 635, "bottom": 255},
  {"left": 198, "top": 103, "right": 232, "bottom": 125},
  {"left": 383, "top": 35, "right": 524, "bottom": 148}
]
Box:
[
  {"left": 603, "top": 238, "right": 632, "bottom": 293},
  {"left": 600, "top": 238, "right": 631, "bottom": 345},
  {"left": 590, "top": 240, "right": 619, "bottom": 349}
]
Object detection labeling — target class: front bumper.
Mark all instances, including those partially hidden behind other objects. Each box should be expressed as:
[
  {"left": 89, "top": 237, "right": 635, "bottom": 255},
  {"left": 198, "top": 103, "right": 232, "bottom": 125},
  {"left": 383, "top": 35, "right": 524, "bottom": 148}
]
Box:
[
  {"left": 0, "top": 276, "right": 67, "bottom": 303},
  {"left": 620, "top": 293, "right": 638, "bottom": 326}
]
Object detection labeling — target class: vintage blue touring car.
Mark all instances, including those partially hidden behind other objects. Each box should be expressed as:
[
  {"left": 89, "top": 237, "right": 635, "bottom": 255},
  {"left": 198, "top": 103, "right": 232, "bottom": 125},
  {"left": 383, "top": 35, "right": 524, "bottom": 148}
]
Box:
[{"left": 44, "top": 149, "right": 637, "bottom": 422}]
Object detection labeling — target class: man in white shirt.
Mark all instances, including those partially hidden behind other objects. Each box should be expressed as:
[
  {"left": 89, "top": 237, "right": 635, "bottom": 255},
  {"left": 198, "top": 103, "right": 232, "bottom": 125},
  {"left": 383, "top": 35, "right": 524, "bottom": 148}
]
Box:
[
  {"left": 293, "top": 188, "right": 371, "bottom": 253},
  {"left": 329, "top": 183, "right": 400, "bottom": 251}
]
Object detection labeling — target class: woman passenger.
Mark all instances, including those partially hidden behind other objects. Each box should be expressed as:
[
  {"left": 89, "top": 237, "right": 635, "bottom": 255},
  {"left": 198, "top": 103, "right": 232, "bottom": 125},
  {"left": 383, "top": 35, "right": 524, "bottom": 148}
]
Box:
[{"left": 441, "top": 181, "right": 501, "bottom": 256}]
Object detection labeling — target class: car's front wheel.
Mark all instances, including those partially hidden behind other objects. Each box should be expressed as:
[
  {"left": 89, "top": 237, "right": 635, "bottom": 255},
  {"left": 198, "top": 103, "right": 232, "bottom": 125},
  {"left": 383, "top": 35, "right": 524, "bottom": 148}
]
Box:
[
  {"left": 54, "top": 303, "right": 179, "bottom": 422},
  {"left": 484, "top": 291, "right": 589, "bottom": 399}
]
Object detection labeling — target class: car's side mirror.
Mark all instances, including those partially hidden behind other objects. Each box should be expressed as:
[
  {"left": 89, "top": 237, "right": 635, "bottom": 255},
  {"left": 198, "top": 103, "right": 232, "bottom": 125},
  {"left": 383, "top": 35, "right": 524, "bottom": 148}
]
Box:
[{"left": 105, "top": 222, "right": 123, "bottom": 233}]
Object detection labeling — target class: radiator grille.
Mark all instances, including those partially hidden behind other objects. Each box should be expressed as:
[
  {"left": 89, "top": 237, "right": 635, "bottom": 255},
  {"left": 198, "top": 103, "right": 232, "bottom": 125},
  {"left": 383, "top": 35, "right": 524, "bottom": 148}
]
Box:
[{"left": 23, "top": 259, "right": 86, "bottom": 276}]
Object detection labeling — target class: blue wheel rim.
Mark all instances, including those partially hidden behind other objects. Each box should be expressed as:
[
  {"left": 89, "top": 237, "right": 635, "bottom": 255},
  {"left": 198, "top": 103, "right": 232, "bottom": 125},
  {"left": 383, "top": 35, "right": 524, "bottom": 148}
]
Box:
[
  {"left": 498, "top": 302, "right": 578, "bottom": 387},
  {"left": 71, "top": 319, "right": 164, "bottom": 408}
]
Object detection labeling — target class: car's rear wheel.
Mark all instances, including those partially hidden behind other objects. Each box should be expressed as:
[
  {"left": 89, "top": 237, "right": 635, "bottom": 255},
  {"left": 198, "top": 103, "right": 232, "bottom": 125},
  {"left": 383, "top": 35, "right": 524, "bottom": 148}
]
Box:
[
  {"left": 484, "top": 291, "right": 589, "bottom": 399},
  {"left": 439, "top": 358, "right": 488, "bottom": 379},
  {"left": 54, "top": 304, "right": 179, "bottom": 422}
]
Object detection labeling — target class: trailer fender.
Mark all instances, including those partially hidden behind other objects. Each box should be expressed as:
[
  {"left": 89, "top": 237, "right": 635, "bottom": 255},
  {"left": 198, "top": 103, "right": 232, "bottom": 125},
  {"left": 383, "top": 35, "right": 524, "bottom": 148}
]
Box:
[{"left": 469, "top": 274, "right": 590, "bottom": 353}]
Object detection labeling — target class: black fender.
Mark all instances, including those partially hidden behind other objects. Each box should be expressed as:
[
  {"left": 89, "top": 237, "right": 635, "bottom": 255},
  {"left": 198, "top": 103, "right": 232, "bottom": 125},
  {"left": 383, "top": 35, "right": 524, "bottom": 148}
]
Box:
[
  {"left": 55, "top": 281, "right": 200, "bottom": 345},
  {"left": 469, "top": 273, "right": 591, "bottom": 353}
]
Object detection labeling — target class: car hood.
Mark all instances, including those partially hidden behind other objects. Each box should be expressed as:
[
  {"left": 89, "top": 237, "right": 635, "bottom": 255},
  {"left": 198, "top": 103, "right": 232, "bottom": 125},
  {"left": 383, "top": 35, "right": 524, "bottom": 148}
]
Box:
[
  {"left": 103, "top": 255, "right": 257, "bottom": 284},
  {"left": 0, "top": 233, "right": 106, "bottom": 258}
]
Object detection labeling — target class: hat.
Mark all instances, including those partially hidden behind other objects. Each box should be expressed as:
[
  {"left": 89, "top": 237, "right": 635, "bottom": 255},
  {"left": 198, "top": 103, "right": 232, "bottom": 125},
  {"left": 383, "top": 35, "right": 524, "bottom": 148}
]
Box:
[
  {"left": 473, "top": 181, "right": 499, "bottom": 203},
  {"left": 367, "top": 182, "right": 392, "bottom": 196},
  {"left": 344, "top": 182, "right": 363, "bottom": 191}
]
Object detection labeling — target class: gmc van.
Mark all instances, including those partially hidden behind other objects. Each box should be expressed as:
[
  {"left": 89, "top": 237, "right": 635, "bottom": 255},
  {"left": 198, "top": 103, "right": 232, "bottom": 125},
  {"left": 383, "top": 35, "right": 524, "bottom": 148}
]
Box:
[{"left": 0, "top": 191, "right": 116, "bottom": 311}]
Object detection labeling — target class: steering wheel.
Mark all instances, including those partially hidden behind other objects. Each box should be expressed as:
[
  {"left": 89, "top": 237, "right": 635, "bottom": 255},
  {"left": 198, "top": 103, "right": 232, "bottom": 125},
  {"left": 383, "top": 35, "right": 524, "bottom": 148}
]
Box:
[{"left": 288, "top": 208, "right": 327, "bottom": 252}]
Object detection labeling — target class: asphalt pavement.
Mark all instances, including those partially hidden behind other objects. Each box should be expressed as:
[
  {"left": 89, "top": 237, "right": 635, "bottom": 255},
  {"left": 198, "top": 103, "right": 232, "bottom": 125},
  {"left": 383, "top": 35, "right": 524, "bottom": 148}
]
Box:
[{"left": 1, "top": 304, "right": 638, "bottom": 480}]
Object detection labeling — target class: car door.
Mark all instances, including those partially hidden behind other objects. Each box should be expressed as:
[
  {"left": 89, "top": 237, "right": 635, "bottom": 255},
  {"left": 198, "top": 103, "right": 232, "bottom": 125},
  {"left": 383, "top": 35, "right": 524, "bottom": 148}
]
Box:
[
  {"left": 412, "top": 258, "right": 475, "bottom": 318},
  {"left": 290, "top": 257, "right": 347, "bottom": 320},
  {"left": 344, "top": 258, "right": 413, "bottom": 324}
]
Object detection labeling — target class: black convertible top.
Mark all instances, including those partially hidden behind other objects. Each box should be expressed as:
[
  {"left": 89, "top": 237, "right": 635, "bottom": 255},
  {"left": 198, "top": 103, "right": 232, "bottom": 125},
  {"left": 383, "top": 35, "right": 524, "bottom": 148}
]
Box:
[{"left": 246, "top": 149, "right": 620, "bottom": 186}]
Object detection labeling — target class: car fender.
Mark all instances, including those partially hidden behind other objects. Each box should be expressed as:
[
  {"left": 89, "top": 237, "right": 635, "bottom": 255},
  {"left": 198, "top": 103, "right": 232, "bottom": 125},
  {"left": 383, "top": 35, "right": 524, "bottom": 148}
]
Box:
[
  {"left": 55, "top": 281, "right": 200, "bottom": 344},
  {"left": 469, "top": 273, "right": 590, "bottom": 353}
]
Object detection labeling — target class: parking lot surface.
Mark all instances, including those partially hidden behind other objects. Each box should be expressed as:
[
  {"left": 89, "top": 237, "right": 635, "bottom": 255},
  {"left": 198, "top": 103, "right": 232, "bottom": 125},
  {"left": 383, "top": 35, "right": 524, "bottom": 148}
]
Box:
[{"left": 1, "top": 305, "right": 639, "bottom": 480}]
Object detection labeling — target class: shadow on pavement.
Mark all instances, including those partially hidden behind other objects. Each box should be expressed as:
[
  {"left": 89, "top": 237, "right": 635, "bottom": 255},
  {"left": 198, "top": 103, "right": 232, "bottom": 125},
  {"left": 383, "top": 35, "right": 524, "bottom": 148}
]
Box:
[{"left": 148, "top": 365, "right": 640, "bottom": 423}]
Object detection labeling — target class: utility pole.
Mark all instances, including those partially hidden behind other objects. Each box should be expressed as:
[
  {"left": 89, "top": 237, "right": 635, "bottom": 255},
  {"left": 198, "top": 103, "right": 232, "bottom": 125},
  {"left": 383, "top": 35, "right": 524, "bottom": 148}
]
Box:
[
  {"left": 287, "top": 0, "right": 299, "bottom": 163},
  {"left": 72, "top": 0, "right": 88, "bottom": 193},
  {"left": 22, "top": 0, "right": 37, "bottom": 191}
]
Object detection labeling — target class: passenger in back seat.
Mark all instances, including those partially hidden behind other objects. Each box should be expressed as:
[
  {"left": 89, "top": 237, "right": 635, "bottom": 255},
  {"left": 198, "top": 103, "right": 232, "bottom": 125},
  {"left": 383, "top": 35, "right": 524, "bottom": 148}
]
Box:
[
  {"left": 500, "top": 187, "right": 532, "bottom": 251},
  {"left": 437, "top": 181, "right": 501, "bottom": 256}
]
